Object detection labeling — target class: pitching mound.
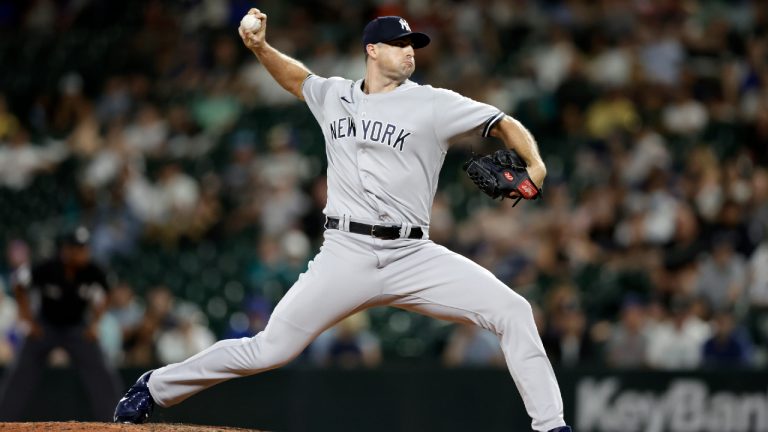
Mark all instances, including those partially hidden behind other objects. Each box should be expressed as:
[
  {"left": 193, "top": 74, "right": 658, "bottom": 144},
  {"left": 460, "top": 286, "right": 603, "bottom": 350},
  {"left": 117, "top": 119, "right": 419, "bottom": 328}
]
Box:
[{"left": 0, "top": 422, "right": 268, "bottom": 431}]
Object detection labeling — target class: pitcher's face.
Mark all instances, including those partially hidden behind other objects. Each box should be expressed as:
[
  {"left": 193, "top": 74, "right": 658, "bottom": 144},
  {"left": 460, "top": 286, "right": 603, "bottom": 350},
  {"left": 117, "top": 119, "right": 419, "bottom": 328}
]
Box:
[{"left": 369, "top": 37, "right": 416, "bottom": 81}]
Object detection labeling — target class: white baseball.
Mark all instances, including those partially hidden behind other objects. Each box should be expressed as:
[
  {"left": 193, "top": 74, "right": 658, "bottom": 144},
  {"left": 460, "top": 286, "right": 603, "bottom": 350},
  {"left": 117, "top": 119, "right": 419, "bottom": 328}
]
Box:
[{"left": 240, "top": 14, "right": 261, "bottom": 32}]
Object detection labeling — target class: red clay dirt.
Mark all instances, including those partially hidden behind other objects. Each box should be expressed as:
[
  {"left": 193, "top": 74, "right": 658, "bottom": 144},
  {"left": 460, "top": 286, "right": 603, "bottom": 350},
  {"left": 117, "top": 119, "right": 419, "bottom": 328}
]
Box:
[{"left": 0, "top": 422, "right": 268, "bottom": 431}]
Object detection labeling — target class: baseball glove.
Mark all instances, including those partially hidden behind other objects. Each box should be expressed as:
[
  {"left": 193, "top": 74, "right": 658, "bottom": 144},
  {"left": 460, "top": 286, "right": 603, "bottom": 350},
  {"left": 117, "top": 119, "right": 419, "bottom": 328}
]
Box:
[{"left": 463, "top": 149, "right": 542, "bottom": 206}]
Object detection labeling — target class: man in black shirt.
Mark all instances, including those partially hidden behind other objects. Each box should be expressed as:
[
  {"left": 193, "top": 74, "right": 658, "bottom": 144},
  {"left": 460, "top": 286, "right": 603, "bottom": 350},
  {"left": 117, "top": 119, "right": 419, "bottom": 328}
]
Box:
[{"left": 0, "top": 226, "right": 122, "bottom": 421}]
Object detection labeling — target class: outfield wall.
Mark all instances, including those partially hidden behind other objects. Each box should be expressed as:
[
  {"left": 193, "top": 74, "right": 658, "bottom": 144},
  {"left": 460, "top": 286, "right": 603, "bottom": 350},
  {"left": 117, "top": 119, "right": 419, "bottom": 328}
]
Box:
[{"left": 11, "top": 367, "right": 768, "bottom": 432}]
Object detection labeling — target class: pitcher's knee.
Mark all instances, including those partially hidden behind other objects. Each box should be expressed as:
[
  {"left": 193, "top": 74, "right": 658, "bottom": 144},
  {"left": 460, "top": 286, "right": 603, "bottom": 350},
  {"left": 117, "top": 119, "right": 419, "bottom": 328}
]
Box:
[
  {"left": 493, "top": 291, "right": 535, "bottom": 329},
  {"left": 505, "top": 290, "right": 534, "bottom": 315}
]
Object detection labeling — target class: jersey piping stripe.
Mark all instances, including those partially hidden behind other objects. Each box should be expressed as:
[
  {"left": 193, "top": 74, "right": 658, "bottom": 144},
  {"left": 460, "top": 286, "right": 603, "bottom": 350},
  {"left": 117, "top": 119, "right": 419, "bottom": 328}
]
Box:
[
  {"left": 482, "top": 111, "right": 505, "bottom": 137},
  {"left": 300, "top": 73, "right": 315, "bottom": 94},
  {"left": 348, "top": 81, "right": 356, "bottom": 103}
]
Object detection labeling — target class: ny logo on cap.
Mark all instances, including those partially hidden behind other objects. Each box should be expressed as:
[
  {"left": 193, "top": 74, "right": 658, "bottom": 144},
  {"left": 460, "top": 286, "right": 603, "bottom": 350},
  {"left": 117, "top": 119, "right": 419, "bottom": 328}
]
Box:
[{"left": 399, "top": 18, "right": 411, "bottom": 31}]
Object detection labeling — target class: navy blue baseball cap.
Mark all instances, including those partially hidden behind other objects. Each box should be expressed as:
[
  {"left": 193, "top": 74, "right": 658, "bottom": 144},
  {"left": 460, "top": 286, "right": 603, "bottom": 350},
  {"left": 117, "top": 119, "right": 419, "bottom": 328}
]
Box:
[{"left": 362, "top": 16, "right": 430, "bottom": 49}]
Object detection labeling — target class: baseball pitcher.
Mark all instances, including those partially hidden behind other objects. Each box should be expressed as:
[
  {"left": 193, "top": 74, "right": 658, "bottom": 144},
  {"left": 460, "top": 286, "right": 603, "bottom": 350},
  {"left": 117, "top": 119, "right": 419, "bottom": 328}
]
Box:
[{"left": 114, "top": 10, "right": 571, "bottom": 432}]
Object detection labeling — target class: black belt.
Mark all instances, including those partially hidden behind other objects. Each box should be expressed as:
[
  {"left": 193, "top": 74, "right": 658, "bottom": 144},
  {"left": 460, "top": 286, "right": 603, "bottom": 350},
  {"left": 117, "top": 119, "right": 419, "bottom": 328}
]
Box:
[{"left": 325, "top": 217, "right": 423, "bottom": 240}]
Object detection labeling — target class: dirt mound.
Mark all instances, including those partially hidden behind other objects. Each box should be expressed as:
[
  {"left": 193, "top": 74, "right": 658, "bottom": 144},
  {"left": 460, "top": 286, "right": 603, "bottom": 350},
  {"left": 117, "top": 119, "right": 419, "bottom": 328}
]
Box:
[{"left": 0, "top": 422, "right": 268, "bottom": 432}]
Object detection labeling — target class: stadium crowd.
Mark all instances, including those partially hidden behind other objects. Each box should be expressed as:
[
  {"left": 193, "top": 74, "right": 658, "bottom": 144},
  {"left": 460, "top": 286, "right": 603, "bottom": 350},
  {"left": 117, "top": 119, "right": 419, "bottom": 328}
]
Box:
[{"left": 0, "top": 0, "right": 767, "bottom": 371}]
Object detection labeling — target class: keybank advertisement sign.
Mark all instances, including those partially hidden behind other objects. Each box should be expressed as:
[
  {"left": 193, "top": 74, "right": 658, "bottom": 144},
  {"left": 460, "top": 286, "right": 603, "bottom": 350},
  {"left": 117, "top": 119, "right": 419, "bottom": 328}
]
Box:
[{"left": 576, "top": 377, "right": 768, "bottom": 432}]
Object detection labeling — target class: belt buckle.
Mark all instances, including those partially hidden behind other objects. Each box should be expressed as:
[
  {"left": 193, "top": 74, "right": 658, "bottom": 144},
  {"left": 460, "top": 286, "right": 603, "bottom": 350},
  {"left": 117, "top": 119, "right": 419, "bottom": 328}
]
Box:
[{"left": 371, "top": 224, "right": 399, "bottom": 240}]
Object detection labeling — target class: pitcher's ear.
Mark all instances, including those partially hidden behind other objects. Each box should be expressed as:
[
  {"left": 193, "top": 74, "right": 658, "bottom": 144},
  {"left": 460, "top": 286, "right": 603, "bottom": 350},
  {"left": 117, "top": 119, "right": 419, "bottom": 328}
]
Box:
[{"left": 365, "top": 43, "right": 377, "bottom": 59}]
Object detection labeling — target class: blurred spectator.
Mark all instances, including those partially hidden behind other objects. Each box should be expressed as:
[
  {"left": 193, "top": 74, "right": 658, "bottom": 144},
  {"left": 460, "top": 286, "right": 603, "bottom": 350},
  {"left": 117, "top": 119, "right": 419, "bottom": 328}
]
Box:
[
  {"left": 747, "top": 239, "right": 768, "bottom": 350},
  {"left": 165, "top": 104, "right": 214, "bottom": 159},
  {"left": 300, "top": 175, "right": 329, "bottom": 242},
  {"left": 52, "top": 72, "right": 87, "bottom": 135},
  {"left": 191, "top": 78, "right": 242, "bottom": 134},
  {"left": 247, "top": 230, "right": 311, "bottom": 304},
  {"left": 556, "top": 59, "right": 596, "bottom": 114},
  {"left": 605, "top": 297, "right": 649, "bottom": 368},
  {"left": 157, "top": 302, "right": 216, "bottom": 364},
  {"left": 748, "top": 169, "right": 768, "bottom": 243},
  {"left": 98, "top": 306, "right": 123, "bottom": 366},
  {"left": 155, "top": 162, "right": 201, "bottom": 222},
  {"left": 180, "top": 0, "right": 229, "bottom": 30},
  {"left": 239, "top": 54, "right": 300, "bottom": 106},
  {"left": 746, "top": 103, "right": 768, "bottom": 166},
  {"left": 89, "top": 180, "right": 143, "bottom": 266},
  {"left": 615, "top": 168, "right": 679, "bottom": 247},
  {"left": 709, "top": 199, "right": 755, "bottom": 258},
  {"left": 67, "top": 101, "right": 102, "bottom": 157},
  {"left": 124, "top": 103, "right": 168, "bottom": 157},
  {"left": 662, "top": 88, "right": 708, "bottom": 136},
  {"left": 587, "top": 35, "right": 632, "bottom": 89},
  {"left": 695, "top": 233, "right": 747, "bottom": 314},
  {"left": 663, "top": 203, "right": 704, "bottom": 271},
  {"left": 126, "top": 161, "right": 201, "bottom": 245},
  {"left": 542, "top": 285, "right": 596, "bottom": 367},
  {"left": 96, "top": 76, "right": 132, "bottom": 125},
  {"left": 620, "top": 127, "right": 671, "bottom": 187},
  {"left": 224, "top": 295, "right": 271, "bottom": 339},
  {"left": 259, "top": 124, "right": 312, "bottom": 184},
  {"left": 0, "top": 240, "right": 22, "bottom": 364},
  {"left": 81, "top": 119, "right": 137, "bottom": 190},
  {"left": 280, "top": 229, "right": 311, "bottom": 272},
  {"left": 0, "top": 287, "right": 17, "bottom": 365},
  {"left": 532, "top": 26, "right": 576, "bottom": 92},
  {"left": 585, "top": 88, "right": 639, "bottom": 139},
  {"left": 27, "top": 94, "right": 51, "bottom": 134},
  {"left": 0, "top": 94, "right": 19, "bottom": 140},
  {"left": 427, "top": 193, "right": 457, "bottom": 248},
  {"left": 443, "top": 324, "right": 505, "bottom": 368},
  {"left": 248, "top": 236, "right": 287, "bottom": 302},
  {"left": 258, "top": 124, "right": 311, "bottom": 235},
  {"left": 702, "top": 308, "right": 753, "bottom": 367},
  {"left": 686, "top": 147, "right": 724, "bottom": 222},
  {"left": 2, "top": 239, "right": 30, "bottom": 290},
  {"left": 310, "top": 312, "right": 381, "bottom": 368},
  {"left": 646, "top": 296, "right": 711, "bottom": 369},
  {"left": 0, "top": 128, "right": 54, "bottom": 190},
  {"left": 24, "top": 0, "right": 56, "bottom": 32},
  {"left": 123, "top": 285, "right": 176, "bottom": 366},
  {"left": 223, "top": 132, "right": 259, "bottom": 203},
  {"left": 638, "top": 22, "right": 685, "bottom": 86},
  {"left": 185, "top": 171, "right": 223, "bottom": 241},
  {"left": 749, "top": 238, "right": 768, "bottom": 304},
  {"left": 107, "top": 282, "right": 145, "bottom": 350}
]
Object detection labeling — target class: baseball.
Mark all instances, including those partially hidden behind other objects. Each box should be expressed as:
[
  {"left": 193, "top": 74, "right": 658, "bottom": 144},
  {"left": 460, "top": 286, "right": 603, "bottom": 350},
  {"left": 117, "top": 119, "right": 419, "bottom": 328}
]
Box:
[{"left": 240, "top": 14, "right": 261, "bottom": 32}]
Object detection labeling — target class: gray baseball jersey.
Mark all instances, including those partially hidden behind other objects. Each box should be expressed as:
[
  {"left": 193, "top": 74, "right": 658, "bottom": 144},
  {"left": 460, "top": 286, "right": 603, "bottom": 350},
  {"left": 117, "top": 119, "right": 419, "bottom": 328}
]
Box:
[
  {"left": 145, "top": 77, "right": 566, "bottom": 431},
  {"left": 303, "top": 75, "right": 505, "bottom": 227}
]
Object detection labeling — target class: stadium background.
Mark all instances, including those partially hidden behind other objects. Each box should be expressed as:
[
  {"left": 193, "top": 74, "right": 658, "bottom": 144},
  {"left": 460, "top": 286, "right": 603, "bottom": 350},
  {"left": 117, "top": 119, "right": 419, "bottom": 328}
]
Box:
[{"left": 0, "top": 0, "right": 767, "bottom": 431}]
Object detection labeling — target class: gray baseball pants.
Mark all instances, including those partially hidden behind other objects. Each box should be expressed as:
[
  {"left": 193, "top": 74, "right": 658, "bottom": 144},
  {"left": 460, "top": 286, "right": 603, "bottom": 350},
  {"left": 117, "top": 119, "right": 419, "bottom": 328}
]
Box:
[{"left": 148, "top": 228, "right": 565, "bottom": 431}]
